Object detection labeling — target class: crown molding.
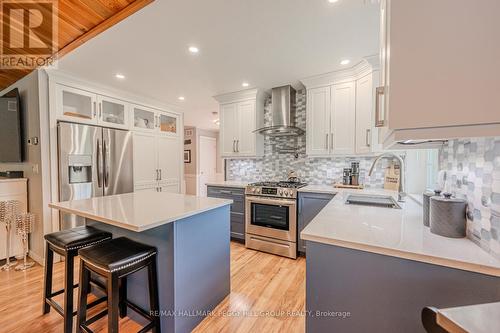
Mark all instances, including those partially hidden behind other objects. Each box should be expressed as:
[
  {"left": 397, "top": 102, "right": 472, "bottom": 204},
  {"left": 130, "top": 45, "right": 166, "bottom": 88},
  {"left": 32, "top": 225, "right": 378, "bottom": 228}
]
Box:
[
  {"left": 300, "top": 55, "right": 380, "bottom": 89},
  {"left": 213, "top": 87, "right": 269, "bottom": 104}
]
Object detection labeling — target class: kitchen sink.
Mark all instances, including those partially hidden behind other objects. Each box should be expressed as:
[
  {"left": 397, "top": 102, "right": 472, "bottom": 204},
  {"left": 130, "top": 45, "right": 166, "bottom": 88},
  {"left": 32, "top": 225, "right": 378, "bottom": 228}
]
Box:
[{"left": 345, "top": 194, "right": 401, "bottom": 209}]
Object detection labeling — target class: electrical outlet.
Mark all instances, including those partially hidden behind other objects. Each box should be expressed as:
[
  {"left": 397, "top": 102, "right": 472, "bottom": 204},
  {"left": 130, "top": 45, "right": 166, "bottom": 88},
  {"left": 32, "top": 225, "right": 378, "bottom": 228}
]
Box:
[
  {"left": 32, "top": 164, "right": 39, "bottom": 174},
  {"left": 326, "top": 169, "right": 334, "bottom": 179}
]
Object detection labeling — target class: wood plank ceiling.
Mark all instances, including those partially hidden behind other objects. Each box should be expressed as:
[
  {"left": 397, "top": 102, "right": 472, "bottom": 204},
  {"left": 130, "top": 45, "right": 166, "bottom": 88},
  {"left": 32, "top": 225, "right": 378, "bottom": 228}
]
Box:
[{"left": 0, "top": 0, "right": 153, "bottom": 91}]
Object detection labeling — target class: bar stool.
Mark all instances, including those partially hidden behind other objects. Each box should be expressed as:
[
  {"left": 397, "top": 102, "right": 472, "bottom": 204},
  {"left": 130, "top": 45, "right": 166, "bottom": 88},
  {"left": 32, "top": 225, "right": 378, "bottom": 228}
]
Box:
[
  {"left": 77, "top": 237, "right": 161, "bottom": 333},
  {"left": 43, "top": 226, "right": 112, "bottom": 333}
]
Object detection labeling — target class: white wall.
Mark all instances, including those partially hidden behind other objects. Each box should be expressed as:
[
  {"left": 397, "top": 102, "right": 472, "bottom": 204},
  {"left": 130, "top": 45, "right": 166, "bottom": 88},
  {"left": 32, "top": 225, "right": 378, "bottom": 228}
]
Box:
[
  {"left": 0, "top": 69, "right": 51, "bottom": 263},
  {"left": 183, "top": 127, "right": 222, "bottom": 195}
]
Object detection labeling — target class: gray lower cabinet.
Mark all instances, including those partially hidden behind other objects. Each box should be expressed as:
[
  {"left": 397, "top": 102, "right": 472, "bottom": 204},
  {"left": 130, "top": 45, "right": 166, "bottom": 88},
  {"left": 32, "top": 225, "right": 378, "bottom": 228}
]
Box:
[
  {"left": 298, "top": 192, "right": 335, "bottom": 253},
  {"left": 207, "top": 186, "right": 245, "bottom": 240},
  {"left": 306, "top": 241, "right": 500, "bottom": 332}
]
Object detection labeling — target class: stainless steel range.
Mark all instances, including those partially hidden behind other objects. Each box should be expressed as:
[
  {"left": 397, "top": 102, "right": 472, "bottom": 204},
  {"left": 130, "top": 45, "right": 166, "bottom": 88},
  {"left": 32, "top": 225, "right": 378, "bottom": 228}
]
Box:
[{"left": 245, "top": 181, "right": 307, "bottom": 259}]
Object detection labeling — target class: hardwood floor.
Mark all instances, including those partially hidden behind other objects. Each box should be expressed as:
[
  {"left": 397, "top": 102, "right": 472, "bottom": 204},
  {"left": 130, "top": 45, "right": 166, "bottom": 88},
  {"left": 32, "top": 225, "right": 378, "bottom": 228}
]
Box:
[{"left": 0, "top": 242, "right": 305, "bottom": 333}]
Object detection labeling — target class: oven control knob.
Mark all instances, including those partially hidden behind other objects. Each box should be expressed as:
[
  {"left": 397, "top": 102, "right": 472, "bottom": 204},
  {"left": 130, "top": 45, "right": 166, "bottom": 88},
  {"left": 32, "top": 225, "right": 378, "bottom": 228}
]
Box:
[
  {"left": 252, "top": 187, "right": 256, "bottom": 193},
  {"left": 256, "top": 188, "right": 261, "bottom": 194},
  {"left": 278, "top": 189, "right": 283, "bottom": 195}
]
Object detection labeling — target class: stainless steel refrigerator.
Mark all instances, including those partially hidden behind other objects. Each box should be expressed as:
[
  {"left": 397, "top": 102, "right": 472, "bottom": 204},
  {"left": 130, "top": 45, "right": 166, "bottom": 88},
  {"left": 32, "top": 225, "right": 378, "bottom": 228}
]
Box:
[{"left": 57, "top": 122, "right": 133, "bottom": 229}]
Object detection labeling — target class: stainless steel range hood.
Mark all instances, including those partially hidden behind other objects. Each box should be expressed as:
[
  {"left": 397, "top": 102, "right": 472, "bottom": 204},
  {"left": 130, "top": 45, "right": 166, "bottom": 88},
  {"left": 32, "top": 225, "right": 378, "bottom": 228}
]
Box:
[{"left": 255, "top": 85, "right": 305, "bottom": 137}]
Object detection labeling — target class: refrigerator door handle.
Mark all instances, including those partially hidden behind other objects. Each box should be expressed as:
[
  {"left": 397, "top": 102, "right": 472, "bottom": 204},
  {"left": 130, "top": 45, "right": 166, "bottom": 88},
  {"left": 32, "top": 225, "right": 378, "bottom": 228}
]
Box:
[
  {"left": 96, "top": 138, "right": 103, "bottom": 188},
  {"left": 103, "top": 139, "right": 109, "bottom": 188}
]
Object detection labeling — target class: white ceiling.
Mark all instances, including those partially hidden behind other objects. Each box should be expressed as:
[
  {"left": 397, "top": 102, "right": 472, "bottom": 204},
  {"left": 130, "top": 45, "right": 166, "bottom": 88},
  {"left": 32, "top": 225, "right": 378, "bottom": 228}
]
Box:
[{"left": 57, "top": 0, "right": 380, "bottom": 130}]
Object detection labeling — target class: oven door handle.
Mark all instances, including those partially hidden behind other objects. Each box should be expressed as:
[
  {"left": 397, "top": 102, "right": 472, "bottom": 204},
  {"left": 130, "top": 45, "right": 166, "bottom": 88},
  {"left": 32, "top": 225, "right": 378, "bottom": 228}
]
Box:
[{"left": 246, "top": 196, "right": 297, "bottom": 207}]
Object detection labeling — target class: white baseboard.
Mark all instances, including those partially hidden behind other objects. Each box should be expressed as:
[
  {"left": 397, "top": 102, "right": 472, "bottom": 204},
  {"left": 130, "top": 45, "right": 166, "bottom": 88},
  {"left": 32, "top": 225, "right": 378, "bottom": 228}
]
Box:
[{"left": 28, "top": 250, "right": 44, "bottom": 266}]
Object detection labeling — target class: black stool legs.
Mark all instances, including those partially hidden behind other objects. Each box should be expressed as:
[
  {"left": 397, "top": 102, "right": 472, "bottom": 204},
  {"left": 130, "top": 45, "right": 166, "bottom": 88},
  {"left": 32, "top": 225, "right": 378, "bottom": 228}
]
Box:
[
  {"left": 77, "top": 237, "right": 160, "bottom": 333},
  {"left": 42, "top": 243, "right": 78, "bottom": 333},
  {"left": 42, "top": 242, "right": 53, "bottom": 314},
  {"left": 148, "top": 260, "right": 160, "bottom": 333}
]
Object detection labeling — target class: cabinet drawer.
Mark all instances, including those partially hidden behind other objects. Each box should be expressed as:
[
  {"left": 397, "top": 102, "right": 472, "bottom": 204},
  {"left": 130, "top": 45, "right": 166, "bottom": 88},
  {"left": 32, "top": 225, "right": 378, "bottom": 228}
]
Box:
[
  {"left": 207, "top": 186, "right": 244, "bottom": 197},
  {"left": 0, "top": 181, "right": 27, "bottom": 196},
  {"left": 231, "top": 220, "right": 245, "bottom": 238}
]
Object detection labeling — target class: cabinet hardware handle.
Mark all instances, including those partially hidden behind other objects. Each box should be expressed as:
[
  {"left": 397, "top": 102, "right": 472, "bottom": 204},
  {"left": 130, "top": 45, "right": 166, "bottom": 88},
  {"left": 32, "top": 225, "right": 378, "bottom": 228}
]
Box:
[
  {"left": 325, "top": 133, "right": 328, "bottom": 149},
  {"left": 330, "top": 132, "right": 334, "bottom": 149},
  {"left": 232, "top": 140, "right": 236, "bottom": 152},
  {"left": 375, "top": 86, "right": 385, "bottom": 127},
  {"left": 366, "top": 129, "right": 371, "bottom": 147},
  {"left": 98, "top": 102, "right": 102, "bottom": 119},
  {"left": 236, "top": 140, "right": 239, "bottom": 152},
  {"left": 159, "top": 169, "right": 162, "bottom": 180},
  {"left": 96, "top": 139, "right": 102, "bottom": 187},
  {"left": 93, "top": 101, "right": 97, "bottom": 118}
]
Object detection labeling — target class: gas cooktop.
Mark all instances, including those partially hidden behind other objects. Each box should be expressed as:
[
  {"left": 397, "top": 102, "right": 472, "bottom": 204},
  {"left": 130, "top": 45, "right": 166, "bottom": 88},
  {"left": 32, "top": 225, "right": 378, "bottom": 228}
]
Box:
[{"left": 249, "top": 181, "right": 308, "bottom": 189}]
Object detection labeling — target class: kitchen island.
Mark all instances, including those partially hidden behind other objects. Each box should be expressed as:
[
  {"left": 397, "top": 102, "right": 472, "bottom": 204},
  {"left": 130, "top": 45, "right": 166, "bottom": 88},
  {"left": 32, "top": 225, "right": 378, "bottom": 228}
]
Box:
[
  {"left": 301, "top": 188, "right": 500, "bottom": 333},
  {"left": 50, "top": 191, "right": 232, "bottom": 333}
]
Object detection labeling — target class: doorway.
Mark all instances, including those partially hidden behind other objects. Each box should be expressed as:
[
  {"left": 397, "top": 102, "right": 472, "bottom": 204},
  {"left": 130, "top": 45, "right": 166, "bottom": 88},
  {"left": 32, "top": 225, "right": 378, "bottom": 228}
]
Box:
[{"left": 198, "top": 136, "right": 217, "bottom": 196}]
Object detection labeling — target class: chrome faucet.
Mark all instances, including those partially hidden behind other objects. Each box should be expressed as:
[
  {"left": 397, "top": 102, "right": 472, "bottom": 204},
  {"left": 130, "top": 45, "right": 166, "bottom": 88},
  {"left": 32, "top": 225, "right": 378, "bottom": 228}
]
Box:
[{"left": 368, "top": 153, "right": 406, "bottom": 202}]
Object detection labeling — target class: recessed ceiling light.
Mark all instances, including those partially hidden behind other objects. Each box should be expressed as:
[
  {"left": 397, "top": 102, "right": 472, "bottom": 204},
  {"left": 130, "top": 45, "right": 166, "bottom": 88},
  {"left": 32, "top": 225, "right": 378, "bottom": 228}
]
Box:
[
  {"left": 115, "top": 73, "right": 125, "bottom": 79},
  {"left": 340, "top": 59, "right": 351, "bottom": 65},
  {"left": 178, "top": 96, "right": 185, "bottom": 101},
  {"left": 188, "top": 46, "right": 199, "bottom": 54},
  {"left": 328, "top": 0, "right": 339, "bottom": 3},
  {"left": 242, "top": 82, "right": 249, "bottom": 87}
]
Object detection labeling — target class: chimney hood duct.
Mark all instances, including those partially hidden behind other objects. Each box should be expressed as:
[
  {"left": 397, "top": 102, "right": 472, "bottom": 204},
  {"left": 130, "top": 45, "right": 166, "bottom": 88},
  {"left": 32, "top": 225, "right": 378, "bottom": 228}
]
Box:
[{"left": 254, "top": 85, "right": 305, "bottom": 137}]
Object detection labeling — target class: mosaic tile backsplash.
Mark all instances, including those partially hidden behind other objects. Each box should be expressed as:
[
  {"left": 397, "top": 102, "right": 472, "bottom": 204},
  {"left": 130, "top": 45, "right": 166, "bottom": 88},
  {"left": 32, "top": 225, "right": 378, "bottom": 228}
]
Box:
[
  {"left": 439, "top": 138, "right": 500, "bottom": 259},
  {"left": 226, "top": 89, "right": 397, "bottom": 187}
]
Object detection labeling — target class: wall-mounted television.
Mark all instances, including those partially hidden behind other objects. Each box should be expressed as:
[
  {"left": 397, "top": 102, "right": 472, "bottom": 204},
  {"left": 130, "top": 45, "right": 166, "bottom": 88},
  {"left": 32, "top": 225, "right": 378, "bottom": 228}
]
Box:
[{"left": 0, "top": 88, "right": 24, "bottom": 162}]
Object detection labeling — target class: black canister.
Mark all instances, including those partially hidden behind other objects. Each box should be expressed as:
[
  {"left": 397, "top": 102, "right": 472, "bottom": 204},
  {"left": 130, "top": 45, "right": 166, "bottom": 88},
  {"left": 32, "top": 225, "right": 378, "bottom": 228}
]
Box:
[
  {"left": 423, "top": 190, "right": 442, "bottom": 227},
  {"left": 430, "top": 193, "right": 467, "bottom": 238}
]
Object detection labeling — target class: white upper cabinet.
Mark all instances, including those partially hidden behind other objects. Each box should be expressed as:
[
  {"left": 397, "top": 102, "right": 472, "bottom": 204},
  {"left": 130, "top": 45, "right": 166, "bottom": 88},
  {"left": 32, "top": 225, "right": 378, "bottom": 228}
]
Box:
[
  {"left": 220, "top": 103, "right": 239, "bottom": 156},
  {"left": 302, "top": 59, "right": 378, "bottom": 156},
  {"left": 331, "top": 82, "right": 355, "bottom": 155},
  {"left": 131, "top": 105, "right": 179, "bottom": 136},
  {"left": 306, "top": 86, "right": 331, "bottom": 156},
  {"left": 97, "top": 95, "right": 129, "bottom": 130},
  {"left": 56, "top": 84, "right": 97, "bottom": 124},
  {"left": 237, "top": 101, "right": 257, "bottom": 156},
  {"left": 214, "top": 88, "right": 266, "bottom": 158},
  {"left": 355, "top": 73, "right": 374, "bottom": 154},
  {"left": 378, "top": 0, "right": 500, "bottom": 147}
]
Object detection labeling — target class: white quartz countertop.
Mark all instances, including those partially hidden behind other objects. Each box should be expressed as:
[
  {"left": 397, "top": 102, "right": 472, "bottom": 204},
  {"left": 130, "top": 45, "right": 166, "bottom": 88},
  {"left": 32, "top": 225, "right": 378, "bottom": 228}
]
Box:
[
  {"left": 301, "top": 188, "right": 500, "bottom": 277},
  {"left": 205, "top": 181, "right": 249, "bottom": 188},
  {"left": 436, "top": 302, "right": 500, "bottom": 333},
  {"left": 49, "top": 191, "right": 233, "bottom": 232},
  {"left": 298, "top": 184, "right": 338, "bottom": 194}
]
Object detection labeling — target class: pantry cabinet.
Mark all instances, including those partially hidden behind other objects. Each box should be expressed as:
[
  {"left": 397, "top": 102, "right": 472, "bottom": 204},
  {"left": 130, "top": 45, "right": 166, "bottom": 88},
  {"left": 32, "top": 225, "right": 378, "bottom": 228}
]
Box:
[
  {"left": 303, "top": 59, "right": 377, "bottom": 157},
  {"left": 132, "top": 132, "right": 181, "bottom": 193},
  {"left": 377, "top": 0, "right": 500, "bottom": 147},
  {"left": 214, "top": 88, "right": 267, "bottom": 158}
]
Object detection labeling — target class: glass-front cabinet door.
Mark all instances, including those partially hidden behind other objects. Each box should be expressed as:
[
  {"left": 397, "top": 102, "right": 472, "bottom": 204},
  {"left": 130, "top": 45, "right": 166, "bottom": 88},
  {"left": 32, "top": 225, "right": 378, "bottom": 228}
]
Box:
[
  {"left": 131, "top": 104, "right": 156, "bottom": 132},
  {"left": 56, "top": 84, "right": 97, "bottom": 124},
  {"left": 158, "top": 111, "right": 178, "bottom": 135},
  {"left": 97, "top": 96, "right": 129, "bottom": 129}
]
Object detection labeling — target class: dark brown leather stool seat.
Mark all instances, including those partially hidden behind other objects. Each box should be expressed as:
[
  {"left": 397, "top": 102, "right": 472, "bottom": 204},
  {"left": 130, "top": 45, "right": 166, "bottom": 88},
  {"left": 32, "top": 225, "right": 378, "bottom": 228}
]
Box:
[
  {"left": 45, "top": 226, "right": 112, "bottom": 252},
  {"left": 43, "top": 226, "right": 112, "bottom": 333},
  {"left": 77, "top": 237, "right": 160, "bottom": 333}
]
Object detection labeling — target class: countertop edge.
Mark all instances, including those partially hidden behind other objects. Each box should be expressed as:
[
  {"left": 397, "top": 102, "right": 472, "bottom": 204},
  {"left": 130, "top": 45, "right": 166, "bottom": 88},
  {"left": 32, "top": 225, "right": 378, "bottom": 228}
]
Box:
[
  {"left": 49, "top": 200, "right": 233, "bottom": 232},
  {"left": 436, "top": 312, "right": 468, "bottom": 333},
  {"left": 301, "top": 234, "right": 500, "bottom": 278}
]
